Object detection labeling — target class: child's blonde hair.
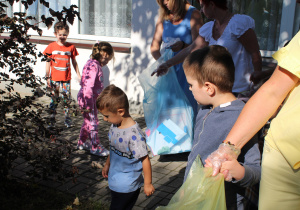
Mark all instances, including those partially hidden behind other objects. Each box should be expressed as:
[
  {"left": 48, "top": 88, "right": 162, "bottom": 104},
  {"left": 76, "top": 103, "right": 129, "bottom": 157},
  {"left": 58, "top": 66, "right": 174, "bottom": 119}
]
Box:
[
  {"left": 91, "top": 41, "right": 114, "bottom": 63},
  {"left": 54, "top": 21, "right": 69, "bottom": 33},
  {"left": 96, "top": 84, "right": 129, "bottom": 113},
  {"left": 183, "top": 45, "right": 235, "bottom": 93}
]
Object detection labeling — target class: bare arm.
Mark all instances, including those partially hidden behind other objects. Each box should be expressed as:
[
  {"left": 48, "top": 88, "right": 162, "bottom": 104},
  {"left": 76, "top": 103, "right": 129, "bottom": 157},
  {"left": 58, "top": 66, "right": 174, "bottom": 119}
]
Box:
[
  {"left": 102, "top": 155, "right": 110, "bottom": 178},
  {"left": 142, "top": 155, "right": 155, "bottom": 196},
  {"left": 45, "top": 61, "right": 51, "bottom": 87},
  {"left": 152, "top": 35, "right": 208, "bottom": 76},
  {"left": 72, "top": 57, "right": 81, "bottom": 80},
  {"left": 190, "top": 9, "right": 203, "bottom": 43},
  {"left": 150, "top": 17, "right": 164, "bottom": 60},
  {"left": 238, "top": 28, "right": 262, "bottom": 83},
  {"left": 225, "top": 66, "right": 299, "bottom": 149}
]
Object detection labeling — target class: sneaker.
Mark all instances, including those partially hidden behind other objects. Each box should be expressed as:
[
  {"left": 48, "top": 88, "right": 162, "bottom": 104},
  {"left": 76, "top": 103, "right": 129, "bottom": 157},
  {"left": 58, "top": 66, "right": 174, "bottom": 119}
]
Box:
[
  {"left": 90, "top": 144, "right": 109, "bottom": 156},
  {"left": 77, "top": 141, "right": 91, "bottom": 151},
  {"left": 64, "top": 118, "right": 73, "bottom": 128}
]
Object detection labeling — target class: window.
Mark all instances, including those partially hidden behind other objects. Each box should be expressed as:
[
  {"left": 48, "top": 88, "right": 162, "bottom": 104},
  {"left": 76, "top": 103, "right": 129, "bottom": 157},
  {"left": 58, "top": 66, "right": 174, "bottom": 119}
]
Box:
[
  {"left": 25, "top": 0, "right": 132, "bottom": 39},
  {"left": 191, "top": 0, "right": 299, "bottom": 56},
  {"left": 228, "top": 0, "right": 283, "bottom": 53},
  {"left": 79, "top": 0, "right": 132, "bottom": 38}
]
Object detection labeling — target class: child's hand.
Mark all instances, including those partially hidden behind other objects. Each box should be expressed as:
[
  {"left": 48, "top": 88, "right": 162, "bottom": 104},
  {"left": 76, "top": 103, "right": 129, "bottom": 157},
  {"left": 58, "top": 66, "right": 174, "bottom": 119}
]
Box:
[
  {"left": 102, "top": 163, "right": 109, "bottom": 178},
  {"left": 220, "top": 158, "right": 245, "bottom": 182},
  {"left": 144, "top": 183, "right": 155, "bottom": 196},
  {"left": 47, "top": 78, "right": 51, "bottom": 87}
]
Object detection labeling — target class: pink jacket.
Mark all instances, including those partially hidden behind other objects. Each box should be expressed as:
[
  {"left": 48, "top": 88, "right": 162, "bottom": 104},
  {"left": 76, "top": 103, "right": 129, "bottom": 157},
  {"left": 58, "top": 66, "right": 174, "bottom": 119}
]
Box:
[{"left": 77, "top": 59, "right": 104, "bottom": 110}]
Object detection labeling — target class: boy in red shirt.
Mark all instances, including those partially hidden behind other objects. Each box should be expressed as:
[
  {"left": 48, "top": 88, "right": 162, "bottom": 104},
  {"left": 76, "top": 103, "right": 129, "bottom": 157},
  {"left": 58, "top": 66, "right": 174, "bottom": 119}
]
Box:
[{"left": 44, "top": 21, "right": 81, "bottom": 128}]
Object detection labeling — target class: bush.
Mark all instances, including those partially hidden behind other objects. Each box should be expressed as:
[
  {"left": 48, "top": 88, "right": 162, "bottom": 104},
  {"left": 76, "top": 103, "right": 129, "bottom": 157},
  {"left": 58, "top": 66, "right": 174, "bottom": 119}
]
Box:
[{"left": 0, "top": 0, "right": 80, "bottom": 181}]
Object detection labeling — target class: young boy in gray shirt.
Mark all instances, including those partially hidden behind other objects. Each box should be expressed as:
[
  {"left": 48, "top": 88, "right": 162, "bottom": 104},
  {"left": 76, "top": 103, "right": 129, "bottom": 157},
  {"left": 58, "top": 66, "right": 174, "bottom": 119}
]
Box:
[{"left": 183, "top": 45, "right": 261, "bottom": 210}]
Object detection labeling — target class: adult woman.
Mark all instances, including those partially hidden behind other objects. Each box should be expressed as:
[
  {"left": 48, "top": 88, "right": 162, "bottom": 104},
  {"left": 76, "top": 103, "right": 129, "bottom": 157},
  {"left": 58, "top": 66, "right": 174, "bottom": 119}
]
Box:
[
  {"left": 207, "top": 31, "right": 300, "bottom": 209},
  {"left": 151, "top": 0, "right": 203, "bottom": 113},
  {"left": 153, "top": 0, "right": 262, "bottom": 96}
]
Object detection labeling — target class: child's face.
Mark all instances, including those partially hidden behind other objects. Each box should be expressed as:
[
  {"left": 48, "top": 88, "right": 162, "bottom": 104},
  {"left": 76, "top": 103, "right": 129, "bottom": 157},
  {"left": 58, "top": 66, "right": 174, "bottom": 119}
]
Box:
[
  {"left": 99, "top": 52, "right": 111, "bottom": 67},
  {"left": 186, "top": 73, "right": 210, "bottom": 105},
  {"left": 54, "top": 29, "right": 69, "bottom": 45},
  {"left": 99, "top": 108, "right": 123, "bottom": 125}
]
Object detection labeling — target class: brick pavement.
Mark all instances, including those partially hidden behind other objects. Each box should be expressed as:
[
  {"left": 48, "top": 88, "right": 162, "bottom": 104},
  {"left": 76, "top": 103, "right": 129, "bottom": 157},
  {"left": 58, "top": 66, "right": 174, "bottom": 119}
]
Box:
[{"left": 10, "top": 95, "right": 189, "bottom": 210}]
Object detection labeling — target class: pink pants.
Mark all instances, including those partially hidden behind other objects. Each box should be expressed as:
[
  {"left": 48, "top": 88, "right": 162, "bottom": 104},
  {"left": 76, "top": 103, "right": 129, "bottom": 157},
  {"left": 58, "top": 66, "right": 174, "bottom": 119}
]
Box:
[{"left": 79, "top": 99, "right": 100, "bottom": 147}]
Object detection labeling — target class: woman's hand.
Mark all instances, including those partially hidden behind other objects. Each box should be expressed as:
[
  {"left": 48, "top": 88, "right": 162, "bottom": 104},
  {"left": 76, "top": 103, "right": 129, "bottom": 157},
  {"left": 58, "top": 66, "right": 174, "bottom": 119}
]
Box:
[
  {"left": 151, "top": 62, "right": 171, "bottom": 77},
  {"left": 205, "top": 143, "right": 241, "bottom": 176},
  {"left": 170, "top": 40, "right": 185, "bottom": 52}
]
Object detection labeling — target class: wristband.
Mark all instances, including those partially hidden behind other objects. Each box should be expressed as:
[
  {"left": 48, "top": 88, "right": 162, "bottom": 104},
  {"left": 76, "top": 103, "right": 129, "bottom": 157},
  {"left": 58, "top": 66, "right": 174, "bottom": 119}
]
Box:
[{"left": 222, "top": 142, "right": 241, "bottom": 157}]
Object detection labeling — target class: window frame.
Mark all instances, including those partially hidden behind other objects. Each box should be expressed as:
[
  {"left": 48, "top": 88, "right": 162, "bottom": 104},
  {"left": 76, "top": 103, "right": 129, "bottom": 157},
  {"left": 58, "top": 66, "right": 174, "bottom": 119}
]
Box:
[{"left": 15, "top": 0, "right": 131, "bottom": 48}]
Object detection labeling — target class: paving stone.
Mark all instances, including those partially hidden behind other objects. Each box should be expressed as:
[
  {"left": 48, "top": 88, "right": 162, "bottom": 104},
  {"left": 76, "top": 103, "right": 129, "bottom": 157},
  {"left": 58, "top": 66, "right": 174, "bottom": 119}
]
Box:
[
  {"left": 152, "top": 190, "right": 169, "bottom": 198},
  {"left": 139, "top": 196, "right": 164, "bottom": 209},
  {"left": 132, "top": 206, "right": 144, "bottom": 210},
  {"left": 152, "top": 166, "right": 172, "bottom": 175},
  {"left": 90, "top": 179, "right": 109, "bottom": 190},
  {"left": 82, "top": 170, "right": 104, "bottom": 181},
  {"left": 76, "top": 176, "right": 98, "bottom": 185},
  {"left": 157, "top": 197, "right": 171, "bottom": 207},
  {"left": 152, "top": 171, "right": 168, "bottom": 179},
  {"left": 168, "top": 177, "right": 184, "bottom": 188},
  {"left": 164, "top": 162, "right": 185, "bottom": 170},
  {"left": 155, "top": 175, "right": 176, "bottom": 185},
  {"left": 69, "top": 183, "right": 89, "bottom": 194},
  {"left": 93, "top": 186, "right": 110, "bottom": 195},
  {"left": 39, "top": 179, "right": 62, "bottom": 188},
  {"left": 153, "top": 184, "right": 176, "bottom": 193},
  {"left": 153, "top": 161, "right": 171, "bottom": 168},
  {"left": 57, "top": 180, "right": 77, "bottom": 192}
]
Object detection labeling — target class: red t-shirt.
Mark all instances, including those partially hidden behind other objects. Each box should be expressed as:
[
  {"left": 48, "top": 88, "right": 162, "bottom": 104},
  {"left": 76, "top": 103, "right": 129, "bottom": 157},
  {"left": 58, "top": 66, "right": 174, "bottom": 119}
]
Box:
[{"left": 43, "top": 42, "right": 79, "bottom": 81}]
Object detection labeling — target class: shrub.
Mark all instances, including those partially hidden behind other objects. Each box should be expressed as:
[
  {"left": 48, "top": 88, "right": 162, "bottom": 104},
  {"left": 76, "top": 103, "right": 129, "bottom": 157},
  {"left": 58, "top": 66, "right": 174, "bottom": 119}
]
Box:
[{"left": 0, "top": 0, "right": 80, "bottom": 181}]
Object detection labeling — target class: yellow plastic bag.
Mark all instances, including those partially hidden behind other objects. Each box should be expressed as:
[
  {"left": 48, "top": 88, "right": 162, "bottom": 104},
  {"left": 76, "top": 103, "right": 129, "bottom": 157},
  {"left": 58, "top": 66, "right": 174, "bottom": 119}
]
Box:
[{"left": 156, "top": 155, "right": 226, "bottom": 210}]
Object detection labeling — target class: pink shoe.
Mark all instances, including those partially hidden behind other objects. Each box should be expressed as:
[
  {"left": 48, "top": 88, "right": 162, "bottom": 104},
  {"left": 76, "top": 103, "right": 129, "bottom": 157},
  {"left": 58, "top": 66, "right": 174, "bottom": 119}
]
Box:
[{"left": 90, "top": 144, "right": 109, "bottom": 156}]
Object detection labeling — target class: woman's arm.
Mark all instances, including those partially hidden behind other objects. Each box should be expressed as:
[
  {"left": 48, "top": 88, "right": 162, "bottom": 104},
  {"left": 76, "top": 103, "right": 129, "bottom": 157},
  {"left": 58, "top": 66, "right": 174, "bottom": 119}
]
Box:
[
  {"left": 207, "top": 66, "right": 299, "bottom": 176},
  {"left": 238, "top": 28, "right": 262, "bottom": 83},
  {"left": 150, "top": 17, "right": 164, "bottom": 60},
  {"left": 225, "top": 66, "right": 299, "bottom": 149},
  {"left": 190, "top": 9, "right": 203, "bottom": 43},
  {"left": 152, "top": 35, "right": 208, "bottom": 76}
]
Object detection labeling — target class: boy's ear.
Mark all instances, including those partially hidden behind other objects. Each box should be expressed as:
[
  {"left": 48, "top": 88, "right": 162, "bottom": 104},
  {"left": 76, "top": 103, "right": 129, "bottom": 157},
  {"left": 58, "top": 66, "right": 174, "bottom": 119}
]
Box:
[
  {"left": 117, "top": 108, "right": 126, "bottom": 117},
  {"left": 204, "top": 82, "right": 216, "bottom": 96}
]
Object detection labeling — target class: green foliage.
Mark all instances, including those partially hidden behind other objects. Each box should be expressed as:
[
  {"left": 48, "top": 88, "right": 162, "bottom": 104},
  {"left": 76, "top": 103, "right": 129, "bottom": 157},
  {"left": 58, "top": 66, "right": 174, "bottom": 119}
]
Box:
[{"left": 0, "top": 0, "right": 80, "bottom": 181}]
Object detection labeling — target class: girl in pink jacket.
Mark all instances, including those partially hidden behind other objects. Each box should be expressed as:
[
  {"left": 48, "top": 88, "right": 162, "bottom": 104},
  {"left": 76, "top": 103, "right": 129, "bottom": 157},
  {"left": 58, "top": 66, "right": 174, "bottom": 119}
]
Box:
[{"left": 77, "top": 42, "right": 114, "bottom": 156}]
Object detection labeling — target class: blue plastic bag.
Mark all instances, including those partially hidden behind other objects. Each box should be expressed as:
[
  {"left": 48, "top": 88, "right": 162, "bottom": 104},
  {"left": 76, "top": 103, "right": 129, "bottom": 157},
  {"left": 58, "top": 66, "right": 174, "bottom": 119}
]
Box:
[{"left": 138, "top": 49, "right": 194, "bottom": 156}]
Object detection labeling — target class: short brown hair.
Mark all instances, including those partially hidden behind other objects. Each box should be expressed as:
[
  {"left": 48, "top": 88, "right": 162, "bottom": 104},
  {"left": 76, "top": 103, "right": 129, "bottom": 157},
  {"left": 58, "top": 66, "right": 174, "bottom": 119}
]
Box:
[
  {"left": 91, "top": 41, "right": 114, "bottom": 62},
  {"left": 156, "top": 0, "right": 187, "bottom": 21},
  {"left": 96, "top": 85, "right": 129, "bottom": 113},
  {"left": 54, "top": 21, "right": 69, "bottom": 33},
  {"left": 183, "top": 45, "right": 235, "bottom": 93}
]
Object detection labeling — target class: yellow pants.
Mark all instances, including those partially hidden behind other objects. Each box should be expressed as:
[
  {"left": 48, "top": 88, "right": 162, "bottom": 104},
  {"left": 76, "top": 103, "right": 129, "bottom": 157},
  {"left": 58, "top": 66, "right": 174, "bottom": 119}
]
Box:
[{"left": 259, "top": 140, "right": 300, "bottom": 210}]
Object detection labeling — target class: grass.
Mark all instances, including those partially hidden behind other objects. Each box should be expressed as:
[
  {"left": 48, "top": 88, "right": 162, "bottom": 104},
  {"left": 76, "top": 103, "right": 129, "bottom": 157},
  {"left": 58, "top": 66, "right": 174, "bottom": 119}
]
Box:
[{"left": 0, "top": 179, "right": 110, "bottom": 210}]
